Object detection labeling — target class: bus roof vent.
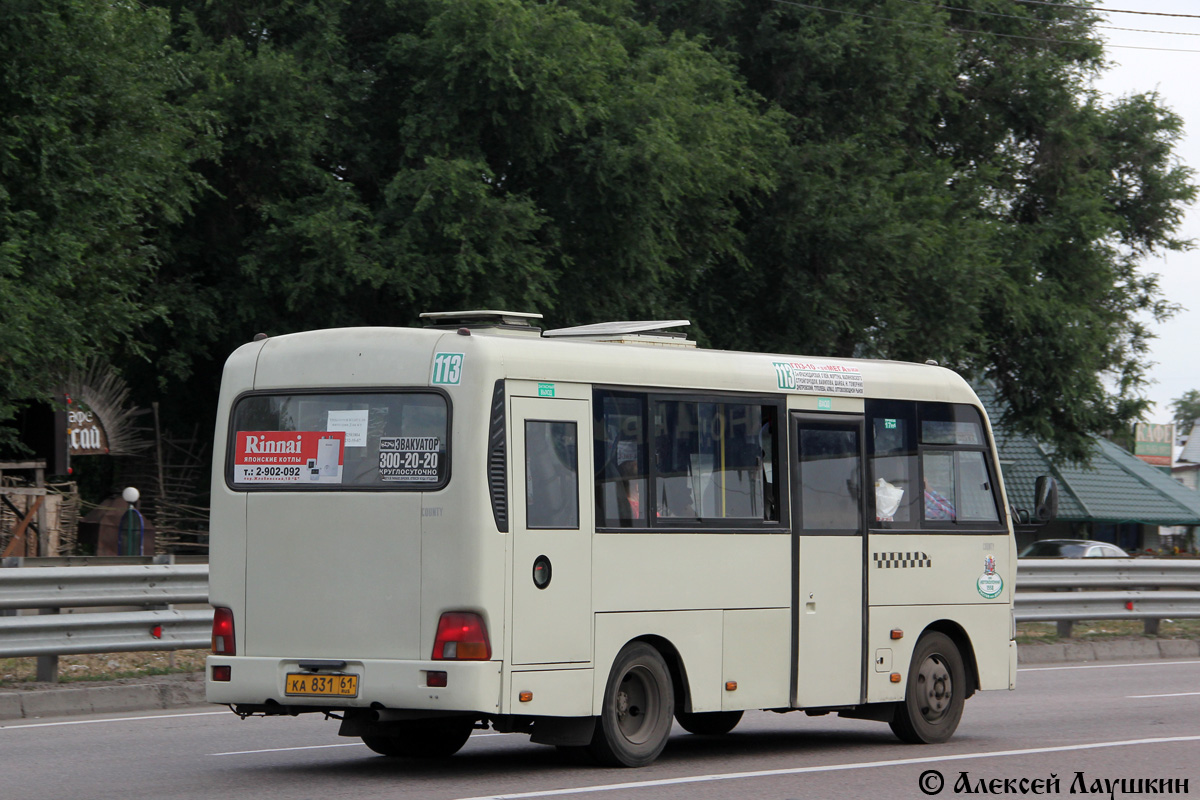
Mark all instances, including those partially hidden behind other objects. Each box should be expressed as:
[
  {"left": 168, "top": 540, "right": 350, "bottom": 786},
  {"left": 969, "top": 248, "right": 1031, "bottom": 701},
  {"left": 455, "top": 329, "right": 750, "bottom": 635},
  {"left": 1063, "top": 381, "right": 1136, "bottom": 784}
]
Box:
[
  {"left": 542, "top": 320, "right": 695, "bottom": 347},
  {"left": 420, "top": 310, "right": 543, "bottom": 335}
]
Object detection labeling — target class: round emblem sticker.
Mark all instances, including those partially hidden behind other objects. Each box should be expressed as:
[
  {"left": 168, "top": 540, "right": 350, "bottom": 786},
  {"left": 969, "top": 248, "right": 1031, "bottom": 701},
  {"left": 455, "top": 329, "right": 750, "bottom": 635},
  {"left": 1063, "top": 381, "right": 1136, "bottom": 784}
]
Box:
[{"left": 977, "top": 555, "right": 1003, "bottom": 599}]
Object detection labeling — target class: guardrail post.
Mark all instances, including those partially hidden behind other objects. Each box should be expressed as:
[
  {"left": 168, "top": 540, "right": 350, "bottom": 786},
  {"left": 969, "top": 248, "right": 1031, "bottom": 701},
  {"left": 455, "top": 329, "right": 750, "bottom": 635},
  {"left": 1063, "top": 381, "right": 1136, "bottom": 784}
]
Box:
[
  {"left": 1056, "top": 620, "right": 1073, "bottom": 638},
  {"left": 152, "top": 553, "right": 176, "bottom": 668},
  {"left": 0, "top": 557, "right": 14, "bottom": 619},
  {"left": 1144, "top": 618, "right": 1161, "bottom": 635},
  {"left": 36, "top": 607, "right": 59, "bottom": 682}
]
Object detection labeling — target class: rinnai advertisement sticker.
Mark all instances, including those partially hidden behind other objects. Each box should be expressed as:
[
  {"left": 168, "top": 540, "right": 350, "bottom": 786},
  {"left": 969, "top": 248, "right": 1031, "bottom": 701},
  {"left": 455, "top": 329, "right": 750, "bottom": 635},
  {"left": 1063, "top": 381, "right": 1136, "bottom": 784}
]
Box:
[{"left": 234, "top": 431, "right": 346, "bottom": 484}]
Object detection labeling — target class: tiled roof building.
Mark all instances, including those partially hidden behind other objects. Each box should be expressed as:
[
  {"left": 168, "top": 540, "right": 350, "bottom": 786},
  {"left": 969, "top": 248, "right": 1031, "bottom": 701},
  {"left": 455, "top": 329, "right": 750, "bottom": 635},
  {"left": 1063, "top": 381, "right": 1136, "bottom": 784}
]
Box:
[{"left": 980, "top": 387, "right": 1200, "bottom": 553}]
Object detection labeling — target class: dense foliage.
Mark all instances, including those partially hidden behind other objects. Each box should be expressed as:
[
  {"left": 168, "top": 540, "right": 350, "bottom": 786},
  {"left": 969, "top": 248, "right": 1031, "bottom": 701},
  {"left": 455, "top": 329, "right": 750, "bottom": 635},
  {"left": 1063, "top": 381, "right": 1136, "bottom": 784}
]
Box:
[
  {"left": 1, "top": 0, "right": 1194, "bottom": 464},
  {"left": 0, "top": 0, "right": 208, "bottom": 446},
  {"left": 1171, "top": 390, "right": 1200, "bottom": 432}
]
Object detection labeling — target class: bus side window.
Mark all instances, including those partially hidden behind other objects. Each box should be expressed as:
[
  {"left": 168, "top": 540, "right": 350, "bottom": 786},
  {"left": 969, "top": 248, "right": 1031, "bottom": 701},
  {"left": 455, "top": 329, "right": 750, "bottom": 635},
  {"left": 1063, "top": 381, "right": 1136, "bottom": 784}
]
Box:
[
  {"left": 918, "top": 404, "right": 1002, "bottom": 527},
  {"left": 868, "top": 402, "right": 918, "bottom": 527},
  {"left": 525, "top": 421, "right": 579, "bottom": 529},
  {"left": 797, "top": 426, "right": 861, "bottom": 531},
  {"left": 595, "top": 393, "right": 647, "bottom": 528},
  {"left": 653, "top": 400, "right": 779, "bottom": 523},
  {"left": 954, "top": 451, "right": 999, "bottom": 522}
]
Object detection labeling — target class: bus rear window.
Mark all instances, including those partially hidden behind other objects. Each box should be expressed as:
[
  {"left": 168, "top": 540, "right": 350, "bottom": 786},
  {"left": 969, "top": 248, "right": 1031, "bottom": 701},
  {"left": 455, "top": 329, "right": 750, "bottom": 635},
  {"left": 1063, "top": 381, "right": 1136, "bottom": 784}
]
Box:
[{"left": 228, "top": 392, "right": 449, "bottom": 490}]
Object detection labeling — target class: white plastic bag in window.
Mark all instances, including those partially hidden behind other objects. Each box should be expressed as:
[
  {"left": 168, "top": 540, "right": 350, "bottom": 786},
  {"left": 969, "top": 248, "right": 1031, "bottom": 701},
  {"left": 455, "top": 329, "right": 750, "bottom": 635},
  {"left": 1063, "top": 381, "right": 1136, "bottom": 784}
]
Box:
[{"left": 875, "top": 478, "right": 903, "bottom": 521}]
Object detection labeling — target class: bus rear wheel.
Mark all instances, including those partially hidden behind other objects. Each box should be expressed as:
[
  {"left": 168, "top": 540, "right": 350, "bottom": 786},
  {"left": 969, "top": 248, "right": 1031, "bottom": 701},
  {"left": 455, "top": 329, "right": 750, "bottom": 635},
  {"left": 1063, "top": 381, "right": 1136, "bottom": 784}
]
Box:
[
  {"left": 890, "top": 631, "right": 965, "bottom": 744},
  {"left": 675, "top": 710, "right": 743, "bottom": 736},
  {"left": 361, "top": 717, "right": 474, "bottom": 758},
  {"left": 589, "top": 642, "right": 674, "bottom": 767}
]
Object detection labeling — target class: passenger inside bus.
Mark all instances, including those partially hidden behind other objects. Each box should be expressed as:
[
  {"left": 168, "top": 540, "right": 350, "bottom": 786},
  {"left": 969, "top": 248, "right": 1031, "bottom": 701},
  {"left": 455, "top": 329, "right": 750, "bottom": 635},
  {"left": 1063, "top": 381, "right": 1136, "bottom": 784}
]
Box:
[
  {"left": 617, "top": 457, "right": 644, "bottom": 521},
  {"left": 924, "top": 479, "right": 956, "bottom": 520}
]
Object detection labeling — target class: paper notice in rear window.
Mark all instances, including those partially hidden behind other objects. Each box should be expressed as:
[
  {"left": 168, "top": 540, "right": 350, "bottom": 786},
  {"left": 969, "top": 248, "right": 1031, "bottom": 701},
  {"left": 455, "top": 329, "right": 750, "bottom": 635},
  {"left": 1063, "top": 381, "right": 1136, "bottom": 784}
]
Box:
[
  {"left": 326, "top": 410, "right": 369, "bottom": 447},
  {"left": 378, "top": 437, "right": 442, "bottom": 483},
  {"left": 233, "top": 431, "right": 345, "bottom": 484}
]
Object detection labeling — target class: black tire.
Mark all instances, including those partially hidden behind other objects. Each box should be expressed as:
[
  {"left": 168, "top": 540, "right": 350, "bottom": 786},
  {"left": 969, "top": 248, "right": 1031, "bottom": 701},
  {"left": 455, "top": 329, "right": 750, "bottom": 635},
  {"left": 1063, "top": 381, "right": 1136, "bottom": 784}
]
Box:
[
  {"left": 361, "top": 717, "right": 474, "bottom": 758},
  {"left": 675, "top": 710, "right": 743, "bottom": 736},
  {"left": 589, "top": 642, "right": 674, "bottom": 767},
  {"left": 889, "top": 631, "right": 966, "bottom": 744}
]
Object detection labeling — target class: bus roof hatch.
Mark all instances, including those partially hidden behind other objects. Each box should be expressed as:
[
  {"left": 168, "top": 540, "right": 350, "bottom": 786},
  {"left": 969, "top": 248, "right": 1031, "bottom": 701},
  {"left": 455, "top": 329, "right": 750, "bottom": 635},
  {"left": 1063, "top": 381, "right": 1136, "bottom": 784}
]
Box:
[
  {"left": 420, "top": 310, "right": 544, "bottom": 333},
  {"left": 542, "top": 320, "right": 695, "bottom": 347}
]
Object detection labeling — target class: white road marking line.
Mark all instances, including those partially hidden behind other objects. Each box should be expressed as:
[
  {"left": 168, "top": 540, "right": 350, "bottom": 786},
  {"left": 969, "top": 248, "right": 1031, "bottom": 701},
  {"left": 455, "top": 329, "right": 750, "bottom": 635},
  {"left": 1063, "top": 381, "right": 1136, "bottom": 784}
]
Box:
[
  {"left": 1127, "top": 691, "right": 1200, "bottom": 698},
  {"left": 209, "top": 732, "right": 510, "bottom": 757},
  {"left": 212, "top": 743, "right": 365, "bottom": 756},
  {"left": 0, "top": 711, "right": 229, "bottom": 730},
  {"left": 1019, "top": 659, "right": 1200, "bottom": 672},
  {"left": 454, "top": 735, "right": 1200, "bottom": 800}
]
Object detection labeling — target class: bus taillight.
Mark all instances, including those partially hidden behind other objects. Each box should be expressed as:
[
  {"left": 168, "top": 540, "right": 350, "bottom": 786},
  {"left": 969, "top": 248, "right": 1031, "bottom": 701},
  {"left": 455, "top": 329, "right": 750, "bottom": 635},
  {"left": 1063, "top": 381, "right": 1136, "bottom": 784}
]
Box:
[
  {"left": 432, "top": 612, "right": 491, "bottom": 660},
  {"left": 212, "top": 607, "right": 236, "bottom": 656}
]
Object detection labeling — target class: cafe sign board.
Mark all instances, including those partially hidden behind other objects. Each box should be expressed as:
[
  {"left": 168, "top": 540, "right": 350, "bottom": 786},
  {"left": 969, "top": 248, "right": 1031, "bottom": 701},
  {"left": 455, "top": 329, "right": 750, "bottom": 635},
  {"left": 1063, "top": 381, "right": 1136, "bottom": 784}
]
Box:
[
  {"left": 1134, "top": 422, "right": 1174, "bottom": 467},
  {"left": 66, "top": 397, "right": 110, "bottom": 456}
]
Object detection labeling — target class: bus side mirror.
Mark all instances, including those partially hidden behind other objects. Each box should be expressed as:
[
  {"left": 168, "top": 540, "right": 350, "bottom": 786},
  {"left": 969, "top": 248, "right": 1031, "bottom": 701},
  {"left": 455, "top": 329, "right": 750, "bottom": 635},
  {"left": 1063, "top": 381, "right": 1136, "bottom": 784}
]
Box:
[
  {"left": 1034, "top": 476, "right": 1058, "bottom": 523},
  {"left": 1009, "top": 504, "right": 1030, "bottom": 526}
]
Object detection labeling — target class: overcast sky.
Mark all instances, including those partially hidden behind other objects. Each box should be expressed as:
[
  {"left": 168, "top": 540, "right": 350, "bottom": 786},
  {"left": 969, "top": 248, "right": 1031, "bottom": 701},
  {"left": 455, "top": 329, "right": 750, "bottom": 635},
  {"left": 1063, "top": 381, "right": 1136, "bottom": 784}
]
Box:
[{"left": 1093, "top": 0, "right": 1200, "bottom": 424}]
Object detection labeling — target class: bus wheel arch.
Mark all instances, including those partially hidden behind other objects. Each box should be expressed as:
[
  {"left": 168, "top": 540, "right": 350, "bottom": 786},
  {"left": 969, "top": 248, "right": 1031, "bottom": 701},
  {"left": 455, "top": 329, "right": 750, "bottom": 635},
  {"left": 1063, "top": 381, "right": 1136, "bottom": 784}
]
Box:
[
  {"left": 589, "top": 638, "right": 676, "bottom": 767},
  {"left": 922, "top": 620, "right": 979, "bottom": 699}
]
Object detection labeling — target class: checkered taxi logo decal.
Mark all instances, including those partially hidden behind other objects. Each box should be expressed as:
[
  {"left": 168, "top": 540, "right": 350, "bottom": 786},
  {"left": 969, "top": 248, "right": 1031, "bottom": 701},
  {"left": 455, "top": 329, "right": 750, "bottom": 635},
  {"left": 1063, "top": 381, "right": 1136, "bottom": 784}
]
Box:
[{"left": 873, "top": 552, "right": 932, "bottom": 569}]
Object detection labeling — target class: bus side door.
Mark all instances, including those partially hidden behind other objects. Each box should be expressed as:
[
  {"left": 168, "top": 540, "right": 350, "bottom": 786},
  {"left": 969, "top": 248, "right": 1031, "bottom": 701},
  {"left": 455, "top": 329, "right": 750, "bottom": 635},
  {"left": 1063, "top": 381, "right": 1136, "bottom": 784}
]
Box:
[
  {"left": 791, "top": 413, "right": 866, "bottom": 708},
  {"left": 510, "top": 397, "right": 593, "bottom": 665}
]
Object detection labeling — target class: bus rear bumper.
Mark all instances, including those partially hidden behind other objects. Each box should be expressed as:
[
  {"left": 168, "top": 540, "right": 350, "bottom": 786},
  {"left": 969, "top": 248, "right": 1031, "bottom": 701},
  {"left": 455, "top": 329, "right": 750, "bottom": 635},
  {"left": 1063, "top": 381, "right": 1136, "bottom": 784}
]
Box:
[{"left": 205, "top": 656, "right": 502, "bottom": 715}]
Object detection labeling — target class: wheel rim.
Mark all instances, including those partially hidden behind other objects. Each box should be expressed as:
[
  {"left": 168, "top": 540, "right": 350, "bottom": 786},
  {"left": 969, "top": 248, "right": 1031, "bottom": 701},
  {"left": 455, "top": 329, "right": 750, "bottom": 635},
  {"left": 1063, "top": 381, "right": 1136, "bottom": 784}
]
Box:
[
  {"left": 914, "top": 652, "right": 953, "bottom": 724},
  {"left": 615, "top": 665, "right": 661, "bottom": 744}
]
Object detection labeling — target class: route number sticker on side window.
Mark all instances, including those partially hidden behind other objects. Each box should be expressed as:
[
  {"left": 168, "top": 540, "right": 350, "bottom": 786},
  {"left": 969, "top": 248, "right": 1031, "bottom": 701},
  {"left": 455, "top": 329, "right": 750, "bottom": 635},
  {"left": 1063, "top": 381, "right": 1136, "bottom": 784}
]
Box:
[{"left": 431, "top": 353, "right": 464, "bottom": 385}]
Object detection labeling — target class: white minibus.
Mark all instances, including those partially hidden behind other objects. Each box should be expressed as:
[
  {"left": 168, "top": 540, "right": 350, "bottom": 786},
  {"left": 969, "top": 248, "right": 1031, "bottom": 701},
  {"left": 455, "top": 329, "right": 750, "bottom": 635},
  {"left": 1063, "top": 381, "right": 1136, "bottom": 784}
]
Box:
[{"left": 207, "top": 311, "right": 1050, "bottom": 767}]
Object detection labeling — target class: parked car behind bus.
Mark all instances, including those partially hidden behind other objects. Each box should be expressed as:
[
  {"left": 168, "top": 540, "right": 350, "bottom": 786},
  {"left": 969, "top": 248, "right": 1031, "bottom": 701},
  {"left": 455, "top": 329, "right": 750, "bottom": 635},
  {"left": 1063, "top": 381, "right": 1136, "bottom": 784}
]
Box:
[{"left": 1019, "top": 539, "right": 1128, "bottom": 558}]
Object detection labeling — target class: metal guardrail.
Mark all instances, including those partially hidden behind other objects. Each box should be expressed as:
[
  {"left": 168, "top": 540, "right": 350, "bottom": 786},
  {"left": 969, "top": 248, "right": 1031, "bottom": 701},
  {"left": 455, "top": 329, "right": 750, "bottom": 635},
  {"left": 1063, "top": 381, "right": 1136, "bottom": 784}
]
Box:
[
  {"left": 0, "top": 563, "right": 212, "bottom": 679},
  {"left": 0, "top": 564, "right": 209, "bottom": 612},
  {"left": 1014, "top": 559, "right": 1200, "bottom": 635},
  {"left": 0, "top": 609, "right": 213, "bottom": 658},
  {"left": 0, "top": 558, "right": 1198, "bottom": 672}
]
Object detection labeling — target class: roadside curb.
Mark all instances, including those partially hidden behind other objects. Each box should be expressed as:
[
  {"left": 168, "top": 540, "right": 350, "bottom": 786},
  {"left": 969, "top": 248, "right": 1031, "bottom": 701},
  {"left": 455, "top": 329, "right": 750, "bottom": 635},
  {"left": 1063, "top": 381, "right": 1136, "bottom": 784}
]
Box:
[
  {"left": 2, "top": 639, "right": 1197, "bottom": 721},
  {"left": 0, "top": 672, "right": 205, "bottom": 722},
  {"left": 1017, "top": 637, "right": 1200, "bottom": 665}
]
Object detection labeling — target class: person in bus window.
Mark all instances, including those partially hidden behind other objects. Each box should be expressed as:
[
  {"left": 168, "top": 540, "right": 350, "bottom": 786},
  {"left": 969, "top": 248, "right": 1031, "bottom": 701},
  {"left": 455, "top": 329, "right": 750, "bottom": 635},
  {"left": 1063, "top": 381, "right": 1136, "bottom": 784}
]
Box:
[
  {"left": 615, "top": 440, "right": 645, "bottom": 523},
  {"left": 924, "top": 479, "right": 955, "bottom": 521}
]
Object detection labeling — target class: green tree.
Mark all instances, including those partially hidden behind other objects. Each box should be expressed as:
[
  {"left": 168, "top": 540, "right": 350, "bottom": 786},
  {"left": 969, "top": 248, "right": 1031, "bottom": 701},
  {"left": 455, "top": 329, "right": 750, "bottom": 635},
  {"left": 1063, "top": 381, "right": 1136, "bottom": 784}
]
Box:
[
  {"left": 0, "top": 0, "right": 208, "bottom": 447},
  {"left": 635, "top": 0, "right": 1195, "bottom": 461},
  {"left": 1170, "top": 390, "right": 1200, "bottom": 432},
  {"left": 132, "top": 0, "right": 784, "bottom": 432}
]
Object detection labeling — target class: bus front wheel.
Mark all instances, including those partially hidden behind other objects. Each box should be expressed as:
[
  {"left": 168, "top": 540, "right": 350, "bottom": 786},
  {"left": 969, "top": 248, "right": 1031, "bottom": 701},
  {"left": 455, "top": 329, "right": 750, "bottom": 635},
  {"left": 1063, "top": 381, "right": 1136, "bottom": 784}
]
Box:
[
  {"left": 890, "top": 631, "right": 966, "bottom": 744},
  {"left": 361, "top": 717, "right": 474, "bottom": 758},
  {"left": 590, "top": 642, "right": 674, "bottom": 767}
]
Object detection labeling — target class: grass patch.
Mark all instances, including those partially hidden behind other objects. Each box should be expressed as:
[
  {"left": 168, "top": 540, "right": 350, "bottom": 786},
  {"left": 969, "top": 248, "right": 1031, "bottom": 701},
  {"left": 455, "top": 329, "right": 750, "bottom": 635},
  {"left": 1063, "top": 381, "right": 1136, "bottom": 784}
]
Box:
[
  {"left": 0, "top": 650, "right": 207, "bottom": 687},
  {"left": 1017, "top": 618, "right": 1200, "bottom": 645}
]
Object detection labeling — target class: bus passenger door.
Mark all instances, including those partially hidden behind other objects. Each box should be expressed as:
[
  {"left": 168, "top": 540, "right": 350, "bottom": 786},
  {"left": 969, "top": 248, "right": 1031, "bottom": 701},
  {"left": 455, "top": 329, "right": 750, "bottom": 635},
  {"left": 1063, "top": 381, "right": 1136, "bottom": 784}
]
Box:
[
  {"left": 791, "top": 414, "right": 866, "bottom": 708},
  {"left": 510, "top": 397, "right": 593, "bottom": 665}
]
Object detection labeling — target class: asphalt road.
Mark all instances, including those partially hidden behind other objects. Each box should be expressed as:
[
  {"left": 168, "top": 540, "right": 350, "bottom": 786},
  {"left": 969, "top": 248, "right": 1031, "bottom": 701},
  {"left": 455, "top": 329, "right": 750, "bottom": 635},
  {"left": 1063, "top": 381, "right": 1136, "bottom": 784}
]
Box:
[{"left": 3, "top": 658, "right": 1198, "bottom": 800}]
